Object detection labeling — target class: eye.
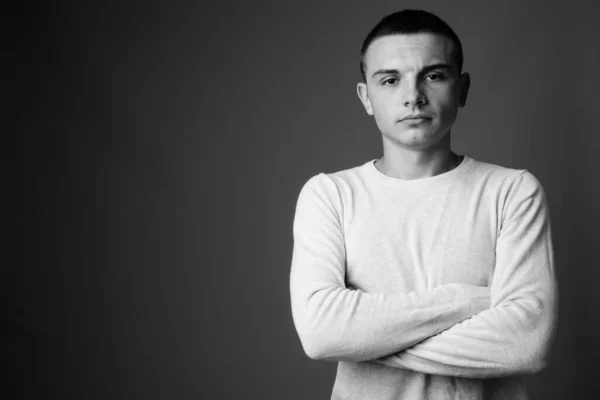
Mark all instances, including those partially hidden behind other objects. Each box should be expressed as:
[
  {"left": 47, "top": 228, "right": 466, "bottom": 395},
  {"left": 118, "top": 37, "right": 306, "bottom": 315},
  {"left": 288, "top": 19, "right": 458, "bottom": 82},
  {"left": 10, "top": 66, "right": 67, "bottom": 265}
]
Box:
[
  {"left": 425, "top": 72, "right": 446, "bottom": 82},
  {"left": 381, "top": 77, "right": 399, "bottom": 86}
]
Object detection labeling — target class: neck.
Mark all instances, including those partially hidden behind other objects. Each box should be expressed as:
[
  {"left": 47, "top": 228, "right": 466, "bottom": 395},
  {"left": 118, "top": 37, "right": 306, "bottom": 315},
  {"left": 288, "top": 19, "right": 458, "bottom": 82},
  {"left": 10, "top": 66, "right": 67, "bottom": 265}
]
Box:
[{"left": 375, "top": 135, "right": 460, "bottom": 180}]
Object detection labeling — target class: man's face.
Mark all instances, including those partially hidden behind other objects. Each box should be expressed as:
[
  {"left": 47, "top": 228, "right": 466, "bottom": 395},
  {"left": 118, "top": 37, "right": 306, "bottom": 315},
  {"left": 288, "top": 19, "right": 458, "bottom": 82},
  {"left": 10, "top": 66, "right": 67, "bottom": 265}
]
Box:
[{"left": 357, "top": 33, "right": 470, "bottom": 150}]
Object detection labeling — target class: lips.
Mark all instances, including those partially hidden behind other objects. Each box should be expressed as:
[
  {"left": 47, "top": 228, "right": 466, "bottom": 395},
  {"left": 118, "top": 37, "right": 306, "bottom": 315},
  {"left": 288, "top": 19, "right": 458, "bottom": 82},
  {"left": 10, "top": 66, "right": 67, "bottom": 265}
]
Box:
[{"left": 400, "top": 114, "right": 431, "bottom": 122}]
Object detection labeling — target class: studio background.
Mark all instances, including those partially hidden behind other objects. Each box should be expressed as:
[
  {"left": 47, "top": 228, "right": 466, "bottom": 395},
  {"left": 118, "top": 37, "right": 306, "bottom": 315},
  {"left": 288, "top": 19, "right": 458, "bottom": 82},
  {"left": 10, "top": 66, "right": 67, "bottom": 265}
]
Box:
[{"left": 14, "top": 0, "right": 599, "bottom": 398}]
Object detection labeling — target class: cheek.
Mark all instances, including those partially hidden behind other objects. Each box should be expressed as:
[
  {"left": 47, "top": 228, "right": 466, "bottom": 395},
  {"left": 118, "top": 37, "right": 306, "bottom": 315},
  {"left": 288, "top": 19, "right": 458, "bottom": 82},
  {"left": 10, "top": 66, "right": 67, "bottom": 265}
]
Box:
[
  {"left": 371, "top": 97, "right": 396, "bottom": 122},
  {"left": 372, "top": 107, "right": 396, "bottom": 133},
  {"left": 431, "top": 92, "right": 460, "bottom": 118},
  {"left": 427, "top": 83, "right": 459, "bottom": 102}
]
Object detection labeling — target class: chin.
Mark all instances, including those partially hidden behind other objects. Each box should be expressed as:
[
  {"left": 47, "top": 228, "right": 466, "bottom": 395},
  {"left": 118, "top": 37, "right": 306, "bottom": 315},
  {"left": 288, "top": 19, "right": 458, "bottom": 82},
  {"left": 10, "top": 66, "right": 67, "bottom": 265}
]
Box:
[{"left": 386, "top": 129, "right": 447, "bottom": 149}]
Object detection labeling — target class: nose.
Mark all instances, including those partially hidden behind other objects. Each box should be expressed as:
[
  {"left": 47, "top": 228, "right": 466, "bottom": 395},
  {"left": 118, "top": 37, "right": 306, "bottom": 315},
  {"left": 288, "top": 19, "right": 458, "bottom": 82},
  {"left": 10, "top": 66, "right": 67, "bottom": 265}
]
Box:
[{"left": 402, "top": 81, "right": 427, "bottom": 107}]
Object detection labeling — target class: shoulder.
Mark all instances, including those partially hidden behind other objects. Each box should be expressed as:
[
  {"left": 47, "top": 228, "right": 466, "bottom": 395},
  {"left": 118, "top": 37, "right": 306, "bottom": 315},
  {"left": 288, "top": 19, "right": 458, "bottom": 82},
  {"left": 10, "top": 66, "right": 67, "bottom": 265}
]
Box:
[
  {"left": 467, "top": 157, "right": 544, "bottom": 196},
  {"left": 467, "top": 158, "right": 548, "bottom": 222},
  {"left": 468, "top": 158, "right": 524, "bottom": 182},
  {"left": 297, "top": 161, "right": 371, "bottom": 201},
  {"left": 294, "top": 161, "right": 372, "bottom": 222}
]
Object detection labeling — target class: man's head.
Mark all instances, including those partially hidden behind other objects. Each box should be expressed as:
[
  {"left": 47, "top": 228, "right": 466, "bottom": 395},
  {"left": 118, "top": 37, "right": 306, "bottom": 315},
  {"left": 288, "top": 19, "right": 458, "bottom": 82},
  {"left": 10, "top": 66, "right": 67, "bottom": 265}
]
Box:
[
  {"left": 360, "top": 10, "right": 464, "bottom": 80},
  {"left": 357, "top": 10, "right": 470, "bottom": 151}
]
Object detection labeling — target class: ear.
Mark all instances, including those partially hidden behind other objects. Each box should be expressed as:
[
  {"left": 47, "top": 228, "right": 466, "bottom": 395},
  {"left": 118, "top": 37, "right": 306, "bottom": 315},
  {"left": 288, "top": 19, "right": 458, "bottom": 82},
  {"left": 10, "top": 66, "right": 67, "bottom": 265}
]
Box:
[
  {"left": 357, "top": 82, "right": 373, "bottom": 115},
  {"left": 458, "top": 72, "right": 471, "bottom": 107}
]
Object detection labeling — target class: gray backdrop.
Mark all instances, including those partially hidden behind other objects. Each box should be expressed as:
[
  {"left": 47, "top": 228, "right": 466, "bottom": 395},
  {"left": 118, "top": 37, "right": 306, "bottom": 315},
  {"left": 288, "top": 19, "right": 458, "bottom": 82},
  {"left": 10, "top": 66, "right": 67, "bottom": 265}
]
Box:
[{"left": 15, "top": 0, "right": 599, "bottom": 398}]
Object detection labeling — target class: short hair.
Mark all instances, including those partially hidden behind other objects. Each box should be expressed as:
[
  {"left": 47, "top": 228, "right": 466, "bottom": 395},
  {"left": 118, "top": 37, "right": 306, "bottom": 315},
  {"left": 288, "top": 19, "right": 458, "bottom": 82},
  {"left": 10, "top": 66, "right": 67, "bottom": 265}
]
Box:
[{"left": 360, "top": 9, "right": 464, "bottom": 80}]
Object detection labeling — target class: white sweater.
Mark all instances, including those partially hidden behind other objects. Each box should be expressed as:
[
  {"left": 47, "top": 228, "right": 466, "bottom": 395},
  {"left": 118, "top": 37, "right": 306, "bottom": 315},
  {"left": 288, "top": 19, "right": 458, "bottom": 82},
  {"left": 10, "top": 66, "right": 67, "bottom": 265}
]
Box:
[{"left": 290, "top": 156, "right": 557, "bottom": 400}]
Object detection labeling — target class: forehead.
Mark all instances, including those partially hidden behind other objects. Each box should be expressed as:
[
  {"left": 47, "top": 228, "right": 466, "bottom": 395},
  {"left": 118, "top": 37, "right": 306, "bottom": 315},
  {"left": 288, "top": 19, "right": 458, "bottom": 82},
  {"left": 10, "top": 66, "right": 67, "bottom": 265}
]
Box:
[{"left": 364, "top": 33, "right": 456, "bottom": 73}]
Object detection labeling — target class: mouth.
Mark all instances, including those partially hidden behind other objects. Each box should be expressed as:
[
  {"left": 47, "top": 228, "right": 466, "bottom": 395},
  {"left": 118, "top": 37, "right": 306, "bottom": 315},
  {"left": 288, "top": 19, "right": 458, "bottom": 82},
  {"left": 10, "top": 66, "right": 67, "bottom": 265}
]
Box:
[
  {"left": 399, "top": 115, "right": 431, "bottom": 124},
  {"left": 400, "top": 114, "right": 430, "bottom": 120}
]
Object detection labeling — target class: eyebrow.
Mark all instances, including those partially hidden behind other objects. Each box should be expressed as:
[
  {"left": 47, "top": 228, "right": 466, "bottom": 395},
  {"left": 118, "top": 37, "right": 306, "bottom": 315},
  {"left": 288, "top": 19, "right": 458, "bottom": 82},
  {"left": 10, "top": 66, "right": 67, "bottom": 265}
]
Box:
[{"left": 371, "top": 63, "right": 454, "bottom": 79}]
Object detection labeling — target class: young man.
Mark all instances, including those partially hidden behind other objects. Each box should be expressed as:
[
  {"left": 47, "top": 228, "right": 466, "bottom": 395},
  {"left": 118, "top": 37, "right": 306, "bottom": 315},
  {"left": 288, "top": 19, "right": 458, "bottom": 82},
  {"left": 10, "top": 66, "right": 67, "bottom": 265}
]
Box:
[{"left": 290, "top": 9, "right": 557, "bottom": 400}]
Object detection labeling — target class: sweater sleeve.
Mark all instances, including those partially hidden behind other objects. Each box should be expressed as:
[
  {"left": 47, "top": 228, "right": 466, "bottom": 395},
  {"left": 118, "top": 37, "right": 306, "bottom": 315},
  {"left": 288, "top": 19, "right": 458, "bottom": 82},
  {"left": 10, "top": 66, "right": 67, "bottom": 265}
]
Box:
[
  {"left": 290, "top": 174, "right": 491, "bottom": 362},
  {"left": 376, "top": 171, "right": 557, "bottom": 377}
]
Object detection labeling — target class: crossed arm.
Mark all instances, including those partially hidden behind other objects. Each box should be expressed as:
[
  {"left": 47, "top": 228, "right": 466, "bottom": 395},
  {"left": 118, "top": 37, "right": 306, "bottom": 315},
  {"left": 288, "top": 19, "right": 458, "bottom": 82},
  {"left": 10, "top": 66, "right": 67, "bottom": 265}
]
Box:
[{"left": 289, "top": 172, "right": 556, "bottom": 378}]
